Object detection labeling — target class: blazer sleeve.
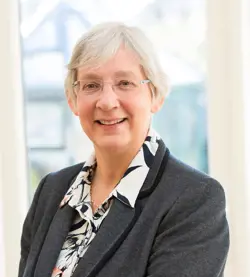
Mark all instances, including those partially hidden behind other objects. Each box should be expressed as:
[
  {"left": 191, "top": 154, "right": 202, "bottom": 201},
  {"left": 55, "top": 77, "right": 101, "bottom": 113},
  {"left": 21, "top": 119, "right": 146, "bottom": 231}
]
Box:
[
  {"left": 146, "top": 179, "right": 230, "bottom": 277},
  {"left": 18, "top": 175, "right": 48, "bottom": 277}
]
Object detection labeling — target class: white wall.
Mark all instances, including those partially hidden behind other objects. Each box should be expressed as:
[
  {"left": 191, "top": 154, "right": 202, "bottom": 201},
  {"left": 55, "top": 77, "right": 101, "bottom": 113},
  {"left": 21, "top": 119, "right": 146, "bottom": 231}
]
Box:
[
  {"left": 207, "top": 0, "right": 250, "bottom": 276},
  {"left": 0, "top": 0, "right": 28, "bottom": 276}
]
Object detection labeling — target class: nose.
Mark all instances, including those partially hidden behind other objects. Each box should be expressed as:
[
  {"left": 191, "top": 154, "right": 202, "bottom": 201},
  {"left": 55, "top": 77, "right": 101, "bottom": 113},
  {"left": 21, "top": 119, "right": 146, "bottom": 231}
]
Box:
[{"left": 96, "top": 83, "right": 120, "bottom": 111}]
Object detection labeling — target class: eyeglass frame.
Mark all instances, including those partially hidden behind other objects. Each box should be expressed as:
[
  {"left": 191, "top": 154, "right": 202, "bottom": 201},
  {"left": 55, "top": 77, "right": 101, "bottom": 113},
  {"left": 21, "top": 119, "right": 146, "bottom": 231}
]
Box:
[{"left": 72, "top": 79, "right": 151, "bottom": 95}]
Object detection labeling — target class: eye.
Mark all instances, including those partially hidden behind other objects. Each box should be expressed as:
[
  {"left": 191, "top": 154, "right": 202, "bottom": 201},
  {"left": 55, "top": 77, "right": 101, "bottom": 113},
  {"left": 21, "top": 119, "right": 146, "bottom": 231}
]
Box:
[
  {"left": 118, "top": 80, "right": 135, "bottom": 89},
  {"left": 82, "top": 82, "right": 100, "bottom": 91},
  {"left": 120, "top": 80, "right": 130, "bottom": 86}
]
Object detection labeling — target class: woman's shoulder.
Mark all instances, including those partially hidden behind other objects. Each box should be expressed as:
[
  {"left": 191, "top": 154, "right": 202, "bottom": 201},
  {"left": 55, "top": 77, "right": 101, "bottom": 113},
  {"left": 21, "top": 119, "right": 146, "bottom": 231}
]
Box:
[
  {"left": 168, "top": 154, "right": 221, "bottom": 184},
  {"left": 162, "top": 153, "right": 225, "bottom": 198},
  {"left": 32, "top": 162, "right": 85, "bottom": 206},
  {"left": 48, "top": 162, "right": 84, "bottom": 181},
  {"left": 155, "top": 154, "right": 227, "bottom": 234}
]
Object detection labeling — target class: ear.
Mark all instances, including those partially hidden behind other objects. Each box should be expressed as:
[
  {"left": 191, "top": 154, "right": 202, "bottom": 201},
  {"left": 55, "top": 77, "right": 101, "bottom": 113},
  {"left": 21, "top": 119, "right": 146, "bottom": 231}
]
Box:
[
  {"left": 151, "top": 95, "right": 165, "bottom": 114},
  {"left": 67, "top": 95, "right": 79, "bottom": 116}
]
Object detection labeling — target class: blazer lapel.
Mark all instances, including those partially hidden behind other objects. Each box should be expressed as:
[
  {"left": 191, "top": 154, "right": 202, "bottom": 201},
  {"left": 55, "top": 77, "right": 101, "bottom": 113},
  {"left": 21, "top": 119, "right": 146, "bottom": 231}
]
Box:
[
  {"left": 138, "top": 139, "right": 168, "bottom": 198},
  {"left": 72, "top": 199, "right": 137, "bottom": 277},
  {"left": 72, "top": 140, "right": 169, "bottom": 277},
  {"left": 34, "top": 204, "right": 76, "bottom": 277}
]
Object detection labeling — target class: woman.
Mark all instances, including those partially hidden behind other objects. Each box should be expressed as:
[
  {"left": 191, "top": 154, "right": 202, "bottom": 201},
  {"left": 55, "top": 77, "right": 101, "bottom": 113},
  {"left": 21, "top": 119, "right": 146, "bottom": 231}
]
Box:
[{"left": 19, "top": 22, "right": 229, "bottom": 277}]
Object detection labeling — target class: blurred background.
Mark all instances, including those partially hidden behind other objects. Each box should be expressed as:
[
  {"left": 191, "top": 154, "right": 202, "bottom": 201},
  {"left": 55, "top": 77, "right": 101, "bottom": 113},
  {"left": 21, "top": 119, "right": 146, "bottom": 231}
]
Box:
[{"left": 0, "top": 0, "right": 250, "bottom": 276}]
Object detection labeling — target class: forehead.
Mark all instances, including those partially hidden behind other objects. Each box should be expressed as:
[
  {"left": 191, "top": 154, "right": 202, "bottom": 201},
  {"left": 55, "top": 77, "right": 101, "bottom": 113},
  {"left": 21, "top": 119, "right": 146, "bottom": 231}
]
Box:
[{"left": 77, "top": 47, "right": 144, "bottom": 79}]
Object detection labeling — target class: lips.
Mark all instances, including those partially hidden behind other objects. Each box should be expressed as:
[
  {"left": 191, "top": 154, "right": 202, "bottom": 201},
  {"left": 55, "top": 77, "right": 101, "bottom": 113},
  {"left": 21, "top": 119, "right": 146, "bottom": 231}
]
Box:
[{"left": 96, "top": 118, "right": 126, "bottom": 125}]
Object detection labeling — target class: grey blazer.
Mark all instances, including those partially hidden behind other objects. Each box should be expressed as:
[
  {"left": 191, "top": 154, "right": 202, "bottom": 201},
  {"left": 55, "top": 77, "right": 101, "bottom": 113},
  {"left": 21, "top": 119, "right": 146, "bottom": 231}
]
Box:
[{"left": 19, "top": 141, "right": 229, "bottom": 277}]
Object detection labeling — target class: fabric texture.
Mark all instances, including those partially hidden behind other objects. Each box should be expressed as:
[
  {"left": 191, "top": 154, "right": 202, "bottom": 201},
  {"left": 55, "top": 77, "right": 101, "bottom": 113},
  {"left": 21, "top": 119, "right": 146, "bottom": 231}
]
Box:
[
  {"left": 52, "top": 128, "right": 160, "bottom": 277},
  {"left": 18, "top": 136, "right": 229, "bottom": 277}
]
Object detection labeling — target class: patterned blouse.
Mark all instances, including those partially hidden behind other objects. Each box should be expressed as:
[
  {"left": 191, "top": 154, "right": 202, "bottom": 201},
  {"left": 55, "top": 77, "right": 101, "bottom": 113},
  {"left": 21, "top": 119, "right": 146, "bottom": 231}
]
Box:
[{"left": 51, "top": 128, "right": 161, "bottom": 277}]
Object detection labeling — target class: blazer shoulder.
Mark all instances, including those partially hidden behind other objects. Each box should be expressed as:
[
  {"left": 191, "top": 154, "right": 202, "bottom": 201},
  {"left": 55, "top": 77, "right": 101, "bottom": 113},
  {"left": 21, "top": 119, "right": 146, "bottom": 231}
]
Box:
[
  {"left": 34, "top": 162, "right": 85, "bottom": 207},
  {"left": 48, "top": 162, "right": 84, "bottom": 181},
  {"left": 28, "top": 162, "right": 85, "bottom": 229},
  {"left": 164, "top": 154, "right": 225, "bottom": 196},
  {"left": 148, "top": 155, "right": 229, "bottom": 277},
  {"left": 157, "top": 154, "right": 228, "bottom": 235}
]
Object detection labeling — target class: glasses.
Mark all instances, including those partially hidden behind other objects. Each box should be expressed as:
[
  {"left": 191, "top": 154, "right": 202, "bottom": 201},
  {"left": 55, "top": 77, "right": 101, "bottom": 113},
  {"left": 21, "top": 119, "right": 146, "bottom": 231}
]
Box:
[{"left": 72, "top": 79, "right": 151, "bottom": 96}]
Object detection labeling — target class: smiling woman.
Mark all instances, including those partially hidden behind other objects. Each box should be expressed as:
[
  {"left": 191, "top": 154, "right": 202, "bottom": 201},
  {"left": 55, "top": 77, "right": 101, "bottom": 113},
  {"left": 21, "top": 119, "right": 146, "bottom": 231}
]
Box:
[
  {"left": 68, "top": 45, "right": 164, "bottom": 155},
  {"left": 18, "top": 22, "right": 229, "bottom": 277}
]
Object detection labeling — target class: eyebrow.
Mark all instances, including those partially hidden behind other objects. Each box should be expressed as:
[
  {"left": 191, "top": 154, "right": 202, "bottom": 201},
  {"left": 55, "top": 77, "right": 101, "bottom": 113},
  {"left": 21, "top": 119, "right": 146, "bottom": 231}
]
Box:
[
  {"left": 78, "top": 70, "right": 137, "bottom": 80},
  {"left": 77, "top": 73, "right": 102, "bottom": 80},
  {"left": 113, "top": 71, "right": 137, "bottom": 78}
]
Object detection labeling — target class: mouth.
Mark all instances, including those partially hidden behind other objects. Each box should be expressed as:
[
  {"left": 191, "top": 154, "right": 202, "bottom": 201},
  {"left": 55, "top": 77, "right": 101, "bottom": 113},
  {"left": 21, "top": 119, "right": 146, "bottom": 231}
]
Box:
[{"left": 96, "top": 118, "right": 127, "bottom": 125}]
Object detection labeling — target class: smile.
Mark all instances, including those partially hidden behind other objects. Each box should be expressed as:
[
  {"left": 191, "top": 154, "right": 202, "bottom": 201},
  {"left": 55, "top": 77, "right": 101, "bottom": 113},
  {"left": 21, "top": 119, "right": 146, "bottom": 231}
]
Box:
[{"left": 96, "top": 118, "right": 126, "bottom": 125}]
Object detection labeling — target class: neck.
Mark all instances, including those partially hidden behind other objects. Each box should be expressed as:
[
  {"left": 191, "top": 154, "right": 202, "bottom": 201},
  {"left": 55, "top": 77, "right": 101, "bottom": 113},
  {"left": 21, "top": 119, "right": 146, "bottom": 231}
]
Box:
[{"left": 93, "top": 144, "right": 141, "bottom": 189}]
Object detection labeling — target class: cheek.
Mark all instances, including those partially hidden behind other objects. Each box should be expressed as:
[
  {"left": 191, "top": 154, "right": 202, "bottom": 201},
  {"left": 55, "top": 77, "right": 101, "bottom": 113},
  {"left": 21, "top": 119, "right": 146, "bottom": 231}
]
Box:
[
  {"left": 123, "top": 98, "right": 152, "bottom": 121},
  {"left": 76, "top": 98, "right": 92, "bottom": 116},
  {"left": 76, "top": 102, "right": 94, "bottom": 127}
]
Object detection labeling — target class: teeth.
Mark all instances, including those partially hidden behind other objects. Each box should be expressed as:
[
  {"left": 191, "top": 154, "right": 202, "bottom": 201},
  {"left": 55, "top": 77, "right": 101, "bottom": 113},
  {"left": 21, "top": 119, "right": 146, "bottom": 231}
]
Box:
[{"left": 99, "top": 119, "right": 124, "bottom": 125}]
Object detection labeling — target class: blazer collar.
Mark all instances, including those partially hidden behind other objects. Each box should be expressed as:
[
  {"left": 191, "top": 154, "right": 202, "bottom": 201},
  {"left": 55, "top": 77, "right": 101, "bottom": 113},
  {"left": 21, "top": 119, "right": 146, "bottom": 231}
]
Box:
[
  {"left": 138, "top": 138, "right": 169, "bottom": 197},
  {"left": 72, "top": 199, "right": 138, "bottom": 277},
  {"left": 34, "top": 204, "right": 76, "bottom": 277}
]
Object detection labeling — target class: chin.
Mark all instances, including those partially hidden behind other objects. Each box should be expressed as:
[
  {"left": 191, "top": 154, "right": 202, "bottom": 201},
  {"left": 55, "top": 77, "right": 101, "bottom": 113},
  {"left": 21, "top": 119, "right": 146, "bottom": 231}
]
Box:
[{"left": 96, "top": 138, "right": 130, "bottom": 152}]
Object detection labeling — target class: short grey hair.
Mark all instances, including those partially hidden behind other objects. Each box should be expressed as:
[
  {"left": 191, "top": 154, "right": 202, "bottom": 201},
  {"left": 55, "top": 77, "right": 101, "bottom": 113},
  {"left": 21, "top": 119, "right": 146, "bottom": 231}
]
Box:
[{"left": 65, "top": 22, "right": 169, "bottom": 103}]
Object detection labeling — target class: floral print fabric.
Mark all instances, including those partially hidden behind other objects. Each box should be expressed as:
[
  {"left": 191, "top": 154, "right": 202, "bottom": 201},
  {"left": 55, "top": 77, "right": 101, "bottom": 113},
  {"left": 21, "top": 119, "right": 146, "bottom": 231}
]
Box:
[{"left": 52, "top": 128, "right": 161, "bottom": 277}]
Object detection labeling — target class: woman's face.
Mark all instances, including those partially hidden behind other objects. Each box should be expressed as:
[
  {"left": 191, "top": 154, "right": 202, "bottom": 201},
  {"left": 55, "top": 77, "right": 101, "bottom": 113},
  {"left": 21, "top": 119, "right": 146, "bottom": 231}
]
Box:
[{"left": 68, "top": 47, "right": 163, "bottom": 153}]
